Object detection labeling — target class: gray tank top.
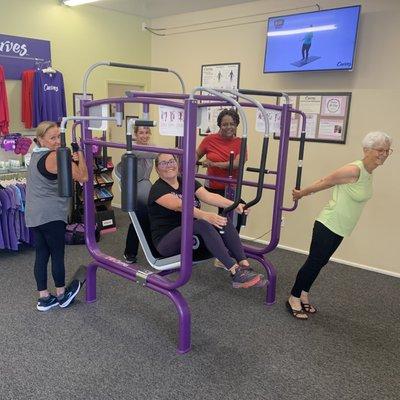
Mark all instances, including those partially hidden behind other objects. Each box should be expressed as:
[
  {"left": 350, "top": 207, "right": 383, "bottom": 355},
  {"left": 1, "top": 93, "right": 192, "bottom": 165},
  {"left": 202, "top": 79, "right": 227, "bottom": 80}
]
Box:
[{"left": 25, "top": 151, "right": 70, "bottom": 227}]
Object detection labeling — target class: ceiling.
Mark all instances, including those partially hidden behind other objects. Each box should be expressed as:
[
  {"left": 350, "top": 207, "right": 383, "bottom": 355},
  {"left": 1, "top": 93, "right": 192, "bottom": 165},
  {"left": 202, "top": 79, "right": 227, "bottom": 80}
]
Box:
[{"left": 90, "top": 0, "right": 257, "bottom": 19}]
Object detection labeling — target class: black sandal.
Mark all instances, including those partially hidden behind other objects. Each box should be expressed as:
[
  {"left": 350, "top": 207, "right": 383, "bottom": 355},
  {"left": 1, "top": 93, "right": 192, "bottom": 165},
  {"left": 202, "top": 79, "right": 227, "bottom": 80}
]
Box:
[
  {"left": 286, "top": 301, "right": 308, "bottom": 320},
  {"left": 301, "top": 302, "right": 317, "bottom": 314}
]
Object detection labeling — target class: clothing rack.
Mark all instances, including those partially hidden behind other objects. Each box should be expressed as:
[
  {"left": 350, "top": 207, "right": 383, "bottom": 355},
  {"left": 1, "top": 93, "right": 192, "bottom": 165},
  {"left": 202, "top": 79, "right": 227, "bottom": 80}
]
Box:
[{"left": 0, "top": 170, "right": 27, "bottom": 181}]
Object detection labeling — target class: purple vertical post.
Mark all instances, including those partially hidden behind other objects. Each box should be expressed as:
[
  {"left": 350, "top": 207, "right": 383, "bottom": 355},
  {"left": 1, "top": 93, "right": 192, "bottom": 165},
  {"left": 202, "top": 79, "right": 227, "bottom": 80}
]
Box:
[
  {"left": 178, "top": 99, "right": 197, "bottom": 286},
  {"left": 81, "top": 103, "right": 99, "bottom": 301}
]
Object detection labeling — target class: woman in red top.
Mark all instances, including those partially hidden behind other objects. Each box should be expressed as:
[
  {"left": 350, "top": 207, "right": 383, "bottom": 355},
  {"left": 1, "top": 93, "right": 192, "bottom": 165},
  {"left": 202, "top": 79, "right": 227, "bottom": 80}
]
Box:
[{"left": 196, "top": 109, "right": 245, "bottom": 232}]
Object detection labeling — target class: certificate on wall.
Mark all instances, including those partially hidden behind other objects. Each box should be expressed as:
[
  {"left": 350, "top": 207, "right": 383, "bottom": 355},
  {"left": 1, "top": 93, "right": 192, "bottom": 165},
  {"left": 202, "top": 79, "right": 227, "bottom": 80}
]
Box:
[
  {"left": 272, "top": 92, "right": 351, "bottom": 144},
  {"left": 199, "top": 62, "right": 240, "bottom": 135}
]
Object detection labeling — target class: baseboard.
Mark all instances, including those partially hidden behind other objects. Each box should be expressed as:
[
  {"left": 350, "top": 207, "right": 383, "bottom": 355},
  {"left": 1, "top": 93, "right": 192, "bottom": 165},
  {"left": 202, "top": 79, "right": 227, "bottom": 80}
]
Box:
[{"left": 240, "top": 235, "right": 400, "bottom": 279}]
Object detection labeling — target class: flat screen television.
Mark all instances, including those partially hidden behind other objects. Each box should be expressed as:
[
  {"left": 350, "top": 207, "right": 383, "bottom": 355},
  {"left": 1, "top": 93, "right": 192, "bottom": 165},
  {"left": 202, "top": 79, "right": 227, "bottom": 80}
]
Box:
[{"left": 263, "top": 5, "right": 361, "bottom": 73}]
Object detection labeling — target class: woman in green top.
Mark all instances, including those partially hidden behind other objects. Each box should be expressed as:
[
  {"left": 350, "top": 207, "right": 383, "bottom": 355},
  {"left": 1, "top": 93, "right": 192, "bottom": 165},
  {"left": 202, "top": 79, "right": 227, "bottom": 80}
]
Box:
[{"left": 287, "top": 131, "right": 393, "bottom": 319}]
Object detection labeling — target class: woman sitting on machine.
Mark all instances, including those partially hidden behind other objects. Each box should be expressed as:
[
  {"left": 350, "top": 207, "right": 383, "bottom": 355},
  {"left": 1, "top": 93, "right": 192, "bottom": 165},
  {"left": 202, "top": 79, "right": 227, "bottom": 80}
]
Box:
[{"left": 147, "top": 153, "right": 266, "bottom": 289}]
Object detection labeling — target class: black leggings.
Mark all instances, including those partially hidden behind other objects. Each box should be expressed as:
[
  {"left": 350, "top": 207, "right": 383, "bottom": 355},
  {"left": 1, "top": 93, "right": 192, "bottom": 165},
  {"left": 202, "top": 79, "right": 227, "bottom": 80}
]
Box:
[
  {"left": 302, "top": 43, "right": 311, "bottom": 59},
  {"left": 291, "top": 221, "right": 343, "bottom": 298},
  {"left": 32, "top": 220, "right": 66, "bottom": 291},
  {"left": 207, "top": 187, "right": 244, "bottom": 233},
  {"left": 156, "top": 220, "right": 246, "bottom": 270}
]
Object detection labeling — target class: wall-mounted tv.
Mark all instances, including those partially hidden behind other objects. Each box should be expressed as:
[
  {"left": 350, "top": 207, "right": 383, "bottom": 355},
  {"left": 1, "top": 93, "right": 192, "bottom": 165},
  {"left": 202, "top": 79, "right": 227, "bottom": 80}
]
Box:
[{"left": 263, "top": 5, "right": 361, "bottom": 73}]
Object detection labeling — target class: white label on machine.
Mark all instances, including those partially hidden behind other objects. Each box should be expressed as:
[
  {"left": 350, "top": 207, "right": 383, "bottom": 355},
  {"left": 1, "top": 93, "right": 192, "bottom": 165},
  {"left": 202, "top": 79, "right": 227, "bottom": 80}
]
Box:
[
  {"left": 102, "top": 219, "right": 114, "bottom": 227},
  {"left": 255, "top": 109, "right": 281, "bottom": 135},
  {"left": 88, "top": 104, "right": 109, "bottom": 131},
  {"left": 159, "top": 106, "right": 184, "bottom": 136}
]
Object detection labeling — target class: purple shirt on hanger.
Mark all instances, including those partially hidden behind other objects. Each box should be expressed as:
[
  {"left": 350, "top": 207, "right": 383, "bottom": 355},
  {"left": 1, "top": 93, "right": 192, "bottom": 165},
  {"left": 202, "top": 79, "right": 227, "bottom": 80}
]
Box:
[{"left": 33, "top": 71, "right": 66, "bottom": 127}]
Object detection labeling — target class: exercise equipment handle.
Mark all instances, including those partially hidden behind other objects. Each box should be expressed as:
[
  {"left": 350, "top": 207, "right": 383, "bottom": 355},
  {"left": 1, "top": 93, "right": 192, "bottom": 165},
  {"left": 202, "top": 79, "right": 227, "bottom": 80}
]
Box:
[{"left": 238, "top": 88, "right": 290, "bottom": 104}]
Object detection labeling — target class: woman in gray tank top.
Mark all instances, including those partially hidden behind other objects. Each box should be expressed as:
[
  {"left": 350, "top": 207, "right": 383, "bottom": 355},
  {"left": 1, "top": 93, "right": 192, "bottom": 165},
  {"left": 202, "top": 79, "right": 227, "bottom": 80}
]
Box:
[{"left": 25, "top": 121, "right": 88, "bottom": 311}]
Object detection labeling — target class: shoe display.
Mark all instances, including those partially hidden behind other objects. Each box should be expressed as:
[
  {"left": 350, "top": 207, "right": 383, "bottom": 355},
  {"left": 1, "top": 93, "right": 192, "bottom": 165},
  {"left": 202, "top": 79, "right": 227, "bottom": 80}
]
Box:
[
  {"left": 231, "top": 266, "right": 262, "bottom": 289},
  {"left": 36, "top": 295, "right": 59, "bottom": 311},
  {"left": 58, "top": 280, "right": 81, "bottom": 308}
]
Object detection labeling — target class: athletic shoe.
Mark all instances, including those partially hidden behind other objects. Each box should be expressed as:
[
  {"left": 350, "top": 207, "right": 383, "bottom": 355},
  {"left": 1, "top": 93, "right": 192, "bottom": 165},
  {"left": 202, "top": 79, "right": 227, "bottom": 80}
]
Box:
[
  {"left": 36, "top": 295, "right": 59, "bottom": 311},
  {"left": 239, "top": 264, "right": 268, "bottom": 288},
  {"left": 213, "top": 258, "right": 228, "bottom": 270},
  {"left": 124, "top": 253, "right": 137, "bottom": 264},
  {"left": 58, "top": 280, "right": 81, "bottom": 308},
  {"left": 231, "top": 266, "right": 262, "bottom": 289}
]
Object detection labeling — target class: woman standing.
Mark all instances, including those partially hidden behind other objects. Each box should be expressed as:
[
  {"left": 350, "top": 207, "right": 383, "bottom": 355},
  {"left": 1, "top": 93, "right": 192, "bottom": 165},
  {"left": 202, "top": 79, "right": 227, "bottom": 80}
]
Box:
[
  {"left": 196, "top": 109, "right": 246, "bottom": 233},
  {"left": 287, "top": 131, "right": 393, "bottom": 319},
  {"left": 25, "top": 121, "right": 88, "bottom": 311},
  {"left": 148, "top": 153, "right": 266, "bottom": 289},
  {"left": 118, "top": 126, "right": 157, "bottom": 263}
]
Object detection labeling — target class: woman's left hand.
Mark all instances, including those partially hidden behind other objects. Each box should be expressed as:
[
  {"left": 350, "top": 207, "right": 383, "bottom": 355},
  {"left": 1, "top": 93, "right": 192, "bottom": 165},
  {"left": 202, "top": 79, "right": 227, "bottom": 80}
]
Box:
[
  {"left": 202, "top": 159, "right": 214, "bottom": 168},
  {"left": 235, "top": 203, "right": 249, "bottom": 215},
  {"left": 72, "top": 152, "right": 80, "bottom": 162}
]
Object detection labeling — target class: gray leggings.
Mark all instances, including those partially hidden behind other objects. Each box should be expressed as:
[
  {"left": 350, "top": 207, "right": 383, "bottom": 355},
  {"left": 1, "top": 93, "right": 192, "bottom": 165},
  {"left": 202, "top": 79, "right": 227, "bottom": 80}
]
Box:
[{"left": 156, "top": 219, "right": 246, "bottom": 269}]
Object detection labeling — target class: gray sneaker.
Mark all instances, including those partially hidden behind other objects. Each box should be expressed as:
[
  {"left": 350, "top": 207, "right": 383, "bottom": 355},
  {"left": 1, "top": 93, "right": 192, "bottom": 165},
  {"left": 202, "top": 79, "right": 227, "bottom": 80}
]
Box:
[{"left": 231, "top": 266, "right": 262, "bottom": 289}]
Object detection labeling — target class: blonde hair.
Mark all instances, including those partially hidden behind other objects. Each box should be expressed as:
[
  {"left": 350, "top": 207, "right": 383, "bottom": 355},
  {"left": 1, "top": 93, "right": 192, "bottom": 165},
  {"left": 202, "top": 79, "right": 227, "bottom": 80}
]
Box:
[{"left": 35, "top": 121, "right": 58, "bottom": 147}]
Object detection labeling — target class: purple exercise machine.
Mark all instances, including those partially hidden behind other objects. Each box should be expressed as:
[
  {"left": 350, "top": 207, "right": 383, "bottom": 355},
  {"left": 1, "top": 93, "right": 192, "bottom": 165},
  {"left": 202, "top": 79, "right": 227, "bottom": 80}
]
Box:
[{"left": 57, "top": 62, "right": 307, "bottom": 353}]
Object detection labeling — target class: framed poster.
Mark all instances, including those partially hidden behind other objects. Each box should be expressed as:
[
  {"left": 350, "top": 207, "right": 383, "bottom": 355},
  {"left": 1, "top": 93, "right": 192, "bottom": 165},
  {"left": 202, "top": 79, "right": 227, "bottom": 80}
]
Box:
[
  {"left": 271, "top": 92, "right": 352, "bottom": 144},
  {"left": 73, "top": 93, "right": 93, "bottom": 116},
  {"left": 199, "top": 62, "right": 240, "bottom": 135}
]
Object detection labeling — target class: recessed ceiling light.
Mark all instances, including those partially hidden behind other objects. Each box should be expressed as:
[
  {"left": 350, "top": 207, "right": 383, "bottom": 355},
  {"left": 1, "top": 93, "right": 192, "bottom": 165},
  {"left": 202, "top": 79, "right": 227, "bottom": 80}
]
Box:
[{"left": 62, "top": 0, "right": 101, "bottom": 6}]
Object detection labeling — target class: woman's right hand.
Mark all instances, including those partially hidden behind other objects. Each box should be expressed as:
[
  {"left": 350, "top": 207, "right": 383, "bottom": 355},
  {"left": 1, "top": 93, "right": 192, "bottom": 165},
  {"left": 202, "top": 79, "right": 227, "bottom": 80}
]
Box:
[
  {"left": 292, "top": 188, "right": 304, "bottom": 201},
  {"left": 202, "top": 212, "right": 227, "bottom": 229}
]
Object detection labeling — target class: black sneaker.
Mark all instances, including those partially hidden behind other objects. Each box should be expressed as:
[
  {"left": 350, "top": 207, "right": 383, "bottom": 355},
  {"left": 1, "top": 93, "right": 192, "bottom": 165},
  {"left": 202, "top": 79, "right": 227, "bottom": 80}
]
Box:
[
  {"left": 124, "top": 253, "right": 137, "bottom": 264},
  {"left": 37, "top": 295, "right": 59, "bottom": 311},
  {"left": 58, "top": 280, "right": 81, "bottom": 308}
]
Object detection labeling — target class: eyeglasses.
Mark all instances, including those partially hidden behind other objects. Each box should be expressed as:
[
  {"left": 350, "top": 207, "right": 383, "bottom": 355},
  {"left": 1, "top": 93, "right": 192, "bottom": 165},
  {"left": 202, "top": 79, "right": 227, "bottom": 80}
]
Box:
[
  {"left": 372, "top": 148, "right": 393, "bottom": 156},
  {"left": 157, "top": 159, "right": 177, "bottom": 169}
]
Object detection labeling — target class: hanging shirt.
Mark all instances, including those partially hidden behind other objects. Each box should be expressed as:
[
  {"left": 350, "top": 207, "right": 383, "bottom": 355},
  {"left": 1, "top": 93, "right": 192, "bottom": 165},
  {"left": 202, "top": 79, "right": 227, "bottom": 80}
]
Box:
[
  {"left": 21, "top": 69, "right": 35, "bottom": 129},
  {"left": 33, "top": 70, "right": 66, "bottom": 127},
  {"left": 0, "top": 65, "right": 10, "bottom": 135}
]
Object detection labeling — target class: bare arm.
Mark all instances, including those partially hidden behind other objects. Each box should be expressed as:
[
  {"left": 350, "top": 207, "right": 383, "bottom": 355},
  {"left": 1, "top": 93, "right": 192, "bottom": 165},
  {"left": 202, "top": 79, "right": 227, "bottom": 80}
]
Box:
[
  {"left": 293, "top": 164, "right": 360, "bottom": 201},
  {"left": 196, "top": 147, "right": 205, "bottom": 161},
  {"left": 46, "top": 150, "right": 89, "bottom": 183},
  {"left": 155, "top": 193, "right": 228, "bottom": 229},
  {"left": 195, "top": 187, "right": 249, "bottom": 214},
  {"left": 201, "top": 154, "right": 241, "bottom": 170}
]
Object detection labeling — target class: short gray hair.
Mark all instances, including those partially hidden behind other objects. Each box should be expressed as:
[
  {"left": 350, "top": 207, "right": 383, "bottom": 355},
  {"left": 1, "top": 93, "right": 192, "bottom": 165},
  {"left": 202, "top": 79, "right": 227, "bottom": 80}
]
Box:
[{"left": 362, "top": 131, "right": 392, "bottom": 149}]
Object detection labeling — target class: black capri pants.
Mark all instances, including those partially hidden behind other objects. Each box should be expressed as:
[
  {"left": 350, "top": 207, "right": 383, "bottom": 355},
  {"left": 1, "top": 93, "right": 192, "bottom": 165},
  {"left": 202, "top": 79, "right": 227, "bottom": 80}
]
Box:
[
  {"left": 31, "top": 220, "right": 67, "bottom": 291},
  {"left": 291, "top": 221, "right": 343, "bottom": 298}
]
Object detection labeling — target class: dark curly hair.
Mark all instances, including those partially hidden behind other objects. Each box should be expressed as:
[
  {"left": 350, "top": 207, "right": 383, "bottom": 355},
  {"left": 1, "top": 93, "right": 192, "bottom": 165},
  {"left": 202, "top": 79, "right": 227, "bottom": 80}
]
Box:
[{"left": 217, "top": 108, "right": 240, "bottom": 128}]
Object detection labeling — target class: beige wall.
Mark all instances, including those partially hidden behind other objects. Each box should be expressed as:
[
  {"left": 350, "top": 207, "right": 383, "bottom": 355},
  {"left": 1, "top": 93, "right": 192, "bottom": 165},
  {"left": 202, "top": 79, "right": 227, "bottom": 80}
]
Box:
[{"left": 150, "top": 0, "right": 400, "bottom": 275}]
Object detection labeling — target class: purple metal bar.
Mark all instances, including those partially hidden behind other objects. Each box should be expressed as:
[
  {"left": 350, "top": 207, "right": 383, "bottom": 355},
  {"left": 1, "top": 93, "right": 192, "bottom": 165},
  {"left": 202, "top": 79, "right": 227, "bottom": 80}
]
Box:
[
  {"left": 86, "top": 97, "right": 185, "bottom": 109},
  {"left": 78, "top": 91, "right": 307, "bottom": 349},
  {"left": 243, "top": 103, "right": 292, "bottom": 256},
  {"left": 84, "top": 138, "right": 183, "bottom": 155},
  {"left": 195, "top": 173, "right": 276, "bottom": 190},
  {"left": 84, "top": 260, "right": 191, "bottom": 352}
]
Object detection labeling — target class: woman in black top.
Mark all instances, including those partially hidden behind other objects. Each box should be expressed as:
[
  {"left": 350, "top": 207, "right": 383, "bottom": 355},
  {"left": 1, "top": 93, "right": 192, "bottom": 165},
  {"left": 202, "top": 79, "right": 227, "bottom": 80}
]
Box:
[{"left": 148, "top": 153, "right": 266, "bottom": 289}]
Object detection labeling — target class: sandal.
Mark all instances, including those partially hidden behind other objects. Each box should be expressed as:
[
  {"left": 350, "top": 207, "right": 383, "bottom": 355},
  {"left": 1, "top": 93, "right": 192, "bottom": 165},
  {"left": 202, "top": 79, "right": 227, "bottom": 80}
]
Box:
[
  {"left": 301, "top": 302, "right": 317, "bottom": 314},
  {"left": 286, "top": 301, "right": 308, "bottom": 320}
]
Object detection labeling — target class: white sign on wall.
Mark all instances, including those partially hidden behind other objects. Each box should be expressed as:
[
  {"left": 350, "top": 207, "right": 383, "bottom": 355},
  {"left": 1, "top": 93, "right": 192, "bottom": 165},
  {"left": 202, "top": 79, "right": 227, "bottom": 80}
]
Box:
[{"left": 158, "top": 106, "right": 184, "bottom": 137}]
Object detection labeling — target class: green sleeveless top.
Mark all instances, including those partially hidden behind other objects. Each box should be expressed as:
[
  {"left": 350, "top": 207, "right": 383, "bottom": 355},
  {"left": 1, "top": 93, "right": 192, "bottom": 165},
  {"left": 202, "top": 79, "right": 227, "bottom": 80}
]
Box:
[{"left": 316, "top": 160, "right": 373, "bottom": 237}]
